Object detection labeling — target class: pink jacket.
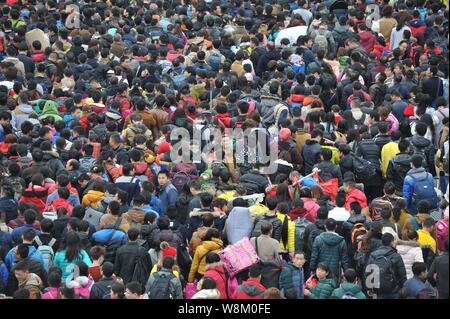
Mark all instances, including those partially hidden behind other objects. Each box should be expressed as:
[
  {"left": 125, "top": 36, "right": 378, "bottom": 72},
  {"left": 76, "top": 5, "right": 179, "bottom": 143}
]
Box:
[
  {"left": 42, "top": 287, "right": 59, "bottom": 299},
  {"left": 396, "top": 240, "right": 424, "bottom": 279},
  {"left": 301, "top": 198, "right": 320, "bottom": 221},
  {"left": 385, "top": 113, "right": 399, "bottom": 134}
]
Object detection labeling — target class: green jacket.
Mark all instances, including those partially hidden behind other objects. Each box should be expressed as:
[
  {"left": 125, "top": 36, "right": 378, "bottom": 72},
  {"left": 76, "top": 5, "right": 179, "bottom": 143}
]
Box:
[
  {"left": 331, "top": 282, "right": 367, "bottom": 299},
  {"left": 38, "top": 100, "right": 63, "bottom": 122},
  {"left": 309, "top": 278, "right": 336, "bottom": 299}
]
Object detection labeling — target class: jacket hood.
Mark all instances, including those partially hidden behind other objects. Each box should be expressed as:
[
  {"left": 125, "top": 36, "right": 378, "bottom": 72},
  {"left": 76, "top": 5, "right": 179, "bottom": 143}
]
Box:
[
  {"left": 43, "top": 150, "right": 60, "bottom": 159},
  {"left": 132, "top": 162, "right": 149, "bottom": 175},
  {"left": 410, "top": 136, "right": 431, "bottom": 149},
  {"left": 347, "top": 214, "right": 367, "bottom": 225},
  {"left": 205, "top": 262, "right": 225, "bottom": 273},
  {"left": 19, "top": 104, "right": 34, "bottom": 113},
  {"left": 396, "top": 240, "right": 421, "bottom": 248},
  {"left": 240, "top": 279, "right": 264, "bottom": 296},
  {"left": 315, "top": 219, "right": 327, "bottom": 230},
  {"left": 189, "top": 209, "right": 221, "bottom": 218},
  {"left": 407, "top": 167, "right": 428, "bottom": 180},
  {"left": 289, "top": 207, "right": 309, "bottom": 219},
  {"left": 393, "top": 153, "right": 412, "bottom": 166},
  {"left": 320, "top": 232, "right": 345, "bottom": 246},
  {"left": 126, "top": 208, "right": 146, "bottom": 223},
  {"left": 340, "top": 282, "right": 363, "bottom": 295},
  {"left": 193, "top": 289, "right": 221, "bottom": 299},
  {"left": 202, "top": 238, "right": 224, "bottom": 251},
  {"left": 130, "top": 123, "right": 149, "bottom": 134},
  {"left": 21, "top": 273, "right": 43, "bottom": 288},
  {"left": 305, "top": 139, "right": 319, "bottom": 146}
]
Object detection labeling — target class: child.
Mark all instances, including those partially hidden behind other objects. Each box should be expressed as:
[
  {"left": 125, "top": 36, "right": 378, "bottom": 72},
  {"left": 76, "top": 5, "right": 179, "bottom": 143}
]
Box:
[
  {"left": 331, "top": 268, "right": 366, "bottom": 299},
  {"left": 88, "top": 246, "right": 106, "bottom": 282},
  {"left": 279, "top": 252, "right": 306, "bottom": 299},
  {"left": 304, "top": 262, "right": 336, "bottom": 299}
]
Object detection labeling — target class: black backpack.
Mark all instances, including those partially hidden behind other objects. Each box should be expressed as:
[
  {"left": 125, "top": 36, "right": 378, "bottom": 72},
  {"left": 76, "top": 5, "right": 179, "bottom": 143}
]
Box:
[
  {"left": 351, "top": 154, "right": 377, "bottom": 182},
  {"left": 148, "top": 272, "right": 176, "bottom": 299},
  {"left": 306, "top": 225, "right": 324, "bottom": 257},
  {"left": 365, "top": 250, "right": 396, "bottom": 293},
  {"left": 132, "top": 253, "right": 151, "bottom": 286}
]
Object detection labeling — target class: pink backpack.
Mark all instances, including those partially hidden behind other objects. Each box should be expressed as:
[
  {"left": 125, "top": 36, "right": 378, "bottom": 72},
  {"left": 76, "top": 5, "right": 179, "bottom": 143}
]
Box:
[
  {"left": 436, "top": 219, "right": 448, "bottom": 252},
  {"left": 74, "top": 279, "right": 93, "bottom": 299}
]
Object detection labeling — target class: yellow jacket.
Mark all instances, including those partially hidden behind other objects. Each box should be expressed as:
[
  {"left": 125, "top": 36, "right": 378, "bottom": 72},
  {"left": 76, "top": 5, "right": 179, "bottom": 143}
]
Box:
[
  {"left": 381, "top": 141, "right": 399, "bottom": 178},
  {"left": 321, "top": 145, "right": 340, "bottom": 165},
  {"left": 417, "top": 229, "right": 437, "bottom": 254},
  {"left": 390, "top": 210, "right": 412, "bottom": 240},
  {"left": 276, "top": 212, "right": 295, "bottom": 253},
  {"left": 151, "top": 265, "right": 180, "bottom": 278},
  {"left": 188, "top": 238, "right": 224, "bottom": 283},
  {"left": 81, "top": 190, "right": 105, "bottom": 208}
]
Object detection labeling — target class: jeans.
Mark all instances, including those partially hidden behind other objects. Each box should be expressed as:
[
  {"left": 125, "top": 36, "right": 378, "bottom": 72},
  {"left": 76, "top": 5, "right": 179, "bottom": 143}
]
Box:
[{"left": 376, "top": 292, "right": 398, "bottom": 299}]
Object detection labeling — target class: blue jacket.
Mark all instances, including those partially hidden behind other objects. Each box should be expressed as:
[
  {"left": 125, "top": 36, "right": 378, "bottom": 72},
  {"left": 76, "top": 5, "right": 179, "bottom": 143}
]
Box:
[
  {"left": 11, "top": 224, "right": 41, "bottom": 244},
  {"left": 5, "top": 244, "right": 44, "bottom": 270},
  {"left": 0, "top": 261, "right": 8, "bottom": 288},
  {"left": 0, "top": 197, "right": 18, "bottom": 223},
  {"left": 0, "top": 230, "right": 14, "bottom": 253},
  {"left": 225, "top": 207, "right": 253, "bottom": 245},
  {"left": 403, "top": 276, "right": 431, "bottom": 299},
  {"left": 46, "top": 190, "right": 80, "bottom": 207},
  {"left": 279, "top": 263, "right": 304, "bottom": 299},
  {"left": 403, "top": 167, "right": 436, "bottom": 213},
  {"left": 157, "top": 182, "right": 178, "bottom": 215}
]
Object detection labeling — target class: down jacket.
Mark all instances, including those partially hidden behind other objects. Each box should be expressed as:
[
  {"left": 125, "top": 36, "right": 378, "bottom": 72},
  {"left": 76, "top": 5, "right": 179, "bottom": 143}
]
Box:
[
  {"left": 188, "top": 238, "right": 224, "bottom": 283},
  {"left": 310, "top": 232, "right": 350, "bottom": 276},
  {"left": 396, "top": 240, "right": 424, "bottom": 279}
]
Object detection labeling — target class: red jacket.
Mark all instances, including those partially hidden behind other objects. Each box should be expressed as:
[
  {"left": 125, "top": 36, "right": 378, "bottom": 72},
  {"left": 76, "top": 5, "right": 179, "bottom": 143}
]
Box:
[
  {"left": 31, "top": 50, "right": 46, "bottom": 62},
  {"left": 204, "top": 263, "right": 229, "bottom": 299},
  {"left": 47, "top": 183, "right": 79, "bottom": 200},
  {"left": 288, "top": 206, "right": 316, "bottom": 223},
  {"left": 19, "top": 185, "right": 48, "bottom": 213},
  {"left": 344, "top": 188, "right": 368, "bottom": 211},
  {"left": 359, "top": 31, "right": 376, "bottom": 53},
  {"left": 132, "top": 162, "right": 153, "bottom": 182},
  {"left": 45, "top": 198, "right": 73, "bottom": 216},
  {"left": 216, "top": 113, "right": 232, "bottom": 128},
  {"left": 233, "top": 278, "right": 265, "bottom": 299}
]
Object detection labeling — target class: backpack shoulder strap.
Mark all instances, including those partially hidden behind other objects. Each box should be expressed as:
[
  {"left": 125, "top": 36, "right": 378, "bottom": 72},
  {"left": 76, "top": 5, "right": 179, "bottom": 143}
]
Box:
[
  {"left": 48, "top": 238, "right": 56, "bottom": 248},
  {"left": 34, "top": 236, "right": 43, "bottom": 247}
]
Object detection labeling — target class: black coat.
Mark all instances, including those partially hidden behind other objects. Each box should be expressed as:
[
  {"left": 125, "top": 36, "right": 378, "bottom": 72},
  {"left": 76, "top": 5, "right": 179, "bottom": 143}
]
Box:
[
  {"left": 239, "top": 170, "right": 270, "bottom": 194},
  {"left": 90, "top": 277, "right": 116, "bottom": 299},
  {"left": 314, "top": 160, "right": 343, "bottom": 186},
  {"left": 302, "top": 140, "right": 322, "bottom": 175},
  {"left": 428, "top": 253, "right": 449, "bottom": 299},
  {"left": 409, "top": 136, "right": 436, "bottom": 176},
  {"left": 114, "top": 242, "right": 152, "bottom": 285},
  {"left": 373, "top": 134, "right": 392, "bottom": 156},
  {"left": 386, "top": 153, "right": 412, "bottom": 195}
]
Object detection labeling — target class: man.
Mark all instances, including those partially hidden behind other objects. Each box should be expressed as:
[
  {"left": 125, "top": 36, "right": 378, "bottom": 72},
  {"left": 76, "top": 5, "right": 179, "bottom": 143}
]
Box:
[
  {"left": 428, "top": 237, "right": 449, "bottom": 299},
  {"left": 373, "top": 123, "right": 392, "bottom": 156},
  {"left": 187, "top": 193, "right": 223, "bottom": 242},
  {"left": 11, "top": 210, "right": 41, "bottom": 244},
  {"left": 4, "top": 46, "right": 26, "bottom": 78},
  {"left": 109, "top": 133, "right": 129, "bottom": 166},
  {"left": 114, "top": 228, "right": 152, "bottom": 285},
  {"left": 123, "top": 114, "right": 153, "bottom": 148},
  {"left": 250, "top": 222, "right": 281, "bottom": 262},
  {"left": 302, "top": 129, "right": 323, "bottom": 175},
  {"left": 403, "top": 155, "right": 439, "bottom": 214},
  {"left": 409, "top": 121, "right": 436, "bottom": 176},
  {"left": 145, "top": 256, "right": 183, "bottom": 299},
  {"left": 328, "top": 193, "right": 350, "bottom": 222},
  {"left": 12, "top": 260, "right": 43, "bottom": 299},
  {"left": 78, "top": 144, "right": 97, "bottom": 175},
  {"left": 421, "top": 65, "right": 444, "bottom": 107},
  {"left": 90, "top": 262, "right": 117, "bottom": 299},
  {"left": 279, "top": 252, "right": 306, "bottom": 299},
  {"left": 365, "top": 233, "right": 407, "bottom": 299},
  {"left": 125, "top": 281, "right": 149, "bottom": 299},
  {"left": 234, "top": 264, "right": 266, "bottom": 299},
  {"left": 17, "top": 42, "right": 35, "bottom": 75},
  {"left": 252, "top": 197, "right": 282, "bottom": 241},
  {"left": 124, "top": 99, "right": 157, "bottom": 136},
  {"left": 310, "top": 218, "right": 350, "bottom": 276},
  {"left": 343, "top": 173, "right": 368, "bottom": 213},
  {"left": 156, "top": 170, "right": 178, "bottom": 216},
  {"left": 239, "top": 165, "right": 270, "bottom": 194},
  {"left": 293, "top": 0, "right": 313, "bottom": 26},
  {"left": 256, "top": 41, "right": 280, "bottom": 76},
  {"left": 314, "top": 148, "right": 343, "bottom": 186},
  {"left": 386, "top": 139, "right": 412, "bottom": 196},
  {"left": 115, "top": 164, "right": 140, "bottom": 205},
  {"left": 390, "top": 90, "right": 408, "bottom": 122},
  {"left": 404, "top": 262, "right": 434, "bottom": 299},
  {"left": 417, "top": 217, "right": 437, "bottom": 255}
]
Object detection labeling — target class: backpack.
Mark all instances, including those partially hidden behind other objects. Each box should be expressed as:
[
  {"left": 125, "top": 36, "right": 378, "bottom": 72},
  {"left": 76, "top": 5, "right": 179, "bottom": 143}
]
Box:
[
  {"left": 306, "top": 225, "right": 324, "bottom": 256},
  {"left": 365, "top": 251, "right": 396, "bottom": 293},
  {"left": 172, "top": 172, "right": 192, "bottom": 193},
  {"left": 352, "top": 155, "right": 377, "bottom": 182},
  {"left": 370, "top": 197, "right": 394, "bottom": 221},
  {"left": 259, "top": 258, "right": 285, "bottom": 289},
  {"left": 341, "top": 291, "right": 358, "bottom": 299},
  {"left": 313, "top": 32, "right": 329, "bottom": 54},
  {"left": 208, "top": 51, "right": 222, "bottom": 72},
  {"left": 351, "top": 223, "right": 368, "bottom": 252},
  {"left": 132, "top": 253, "right": 151, "bottom": 286},
  {"left": 172, "top": 74, "right": 188, "bottom": 91},
  {"left": 354, "top": 113, "right": 366, "bottom": 128},
  {"left": 34, "top": 237, "right": 56, "bottom": 272},
  {"left": 83, "top": 206, "right": 104, "bottom": 231},
  {"left": 436, "top": 219, "right": 449, "bottom": 252},
  {"left": 410, "top": 142, "right": 429, "bottom": 170},
  {"left": 294, "top": 217, "right": 311, "bottom": 253},
  {"left": 411, "top": 174, "right": 438, "bottom": 211},
  {"left": 148, "top": 272, "right": 176, "bottom": 299}
]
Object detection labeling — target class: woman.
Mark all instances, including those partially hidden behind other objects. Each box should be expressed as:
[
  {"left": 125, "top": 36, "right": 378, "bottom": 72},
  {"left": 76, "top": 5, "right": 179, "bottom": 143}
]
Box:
[
  {"left": 304, "top": 262, "right": 336, "bottom": 299},
  {"left": 191, "top": 277, "right": 221, "bottom": 299},
  {"left": 390, "top": 199, "right": 412, "bottom": 239},
  {"left": 276, "top": 203, "right": 296, "bottom": 256},
  {"left": 41, "top": 270, "right": 62, "bottom": 299},
  {"left": 379, "top": 106, "right": 399, "bottom": 135},
  {"left": 203, "top": 252, "right": 237, "bottom": 299},
  {"left": 54, "top": 232, "right": 92, "bottom": 282},
  {"left": 390, "top": 16, "right": 410, "bottom": 50},
  {"left": 110, "top": 283, "right": 126, "bottom": 299},
  {"left": 396, "top": 231, "right": 424, "bottom": 279},
  {"left": 276, "top": 183, "right": 293, "bottom": 211},
  {"left": 188, "top": 229, "right": 224, "bottom": 283},
  {"left": 19, "top": 173, "right": 48, "bottom": 213},
  {"left": 81, "top": 180, "right": 106, "bottom": 209},
  {"left": 354, "top": 222, "right": 383, "bottom": 283},
  {"left": 300, "top": 188, "right": 321, "bottom": 222}
]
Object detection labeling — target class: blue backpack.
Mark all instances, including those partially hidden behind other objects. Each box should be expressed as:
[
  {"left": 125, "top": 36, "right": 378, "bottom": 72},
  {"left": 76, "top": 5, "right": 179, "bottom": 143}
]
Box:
[{"left": 411, "top": 174, "right": 439, "bottom": 212}]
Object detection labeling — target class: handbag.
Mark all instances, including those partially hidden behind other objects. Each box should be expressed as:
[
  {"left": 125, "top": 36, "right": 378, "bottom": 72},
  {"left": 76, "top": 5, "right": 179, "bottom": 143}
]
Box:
[
  {"left": 218, "top": 237, "right": 260, "bottom": 276},
  {"left": 185, "top": 282, "right": 198, "bottom": 299}
]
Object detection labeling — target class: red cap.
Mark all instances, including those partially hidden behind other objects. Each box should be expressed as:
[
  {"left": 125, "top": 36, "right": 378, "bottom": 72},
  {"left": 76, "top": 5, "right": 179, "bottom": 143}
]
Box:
[
  {"left": 279, "top": 128, "right": 291, "bottom": 141},
  {"left": 404, "top": 104, "right": 415, "bottom": 117},
  {"left": 162, "top": 245, "right": 177, "bottom": 260}
]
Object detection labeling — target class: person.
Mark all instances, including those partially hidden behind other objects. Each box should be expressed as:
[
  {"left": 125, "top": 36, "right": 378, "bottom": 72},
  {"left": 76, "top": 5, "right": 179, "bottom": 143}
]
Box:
[
  {"left": 252, "top": 196, "right": 282, "bottom": 241},
  {"left": 233, "top": 264, "right": 266, "bottom": 299},
  {"left": 188, "top": 228, "right": 224, "bottom": 283},
  {"left": 396, "top": 231, "right": 425, "bottom": 280},
  {"left": 416, "top": 217, "right": 437, "bottom": 255},
  {"left": 156, "top": 171, "right": 178, "bottom": 216},
  {"left": 192, "top": 277, "right": 221, "bottom": 299},
  {"left": 4, "top": 229, "right": 44, "bottom": 270},
  {"left": 145, "top": 256, "right": 183, "bottom": 299},
  {"left": 310, "top": 218, "right": 350, "bottom": 277},
  {"left": 428, "top": 237, "right": 449, "bottom": 299},
  {"left": 403, "top": 262, "right": 434, "bottom": 299},
  {"left": 42, "top": 271, "right": 62, "bottom": 300},
  {"left": 54, "top": 232, "right": 92, "bottom": 283},
  {"left": 88, "top": 246, "right": 106, "bottom": 283},
  {"left": 250, "top": 222, "right": 281, "bottom": 262},
  {"left": 203, "top": 252, "right": 237, "bottom": 299},
  {"left": 279, "top": 252, "right": 306, "bottom": 299},
  {"left": 114, "top": 228, "right": 152, "bottom": 286},
  {"left": 302, "top": 129, "right": 323, "bottom": 175},
  {"left": 12, "top": 260, "right": 43, "bottom": 299},
  {"left": 328, "top": 192, "right": 350, "bottom": 222},
  {"left": 365, "top": 233, "right": 407, "bottom": 299},
  {"left": 89, "top": 262, "right": 118, "bottom": 299},
  {"left": 302, "top": 207, "right": 328, "bottom": 274},
  {"left": 11, "top": 209, "right": 41, "bottom": 244},
  {"left": 403, "top": 155, "right": 439, "bottom": 214},
  {"left": 124, "top": 281, "right": 149, "bottom": 299},
  {"left": 110, "top": 283, "right": 126, "bottom": 299},
  {"left": 342, "top": 173, "right": 368, "bottom": 213},
  {"left": 313, "top": 148, "right": 343, "bottom": 186},
  {"left": 331, "top": 268, "right": 366, "bottom": 299},
  {"left": 386, "top": 139, "right": 412, "bottom": 196},
  {"left": 303, "top": 262, "right": 336, "bottom": 299},
  {"left": 91, "top": 213, "right": 127, "bottom": 263}
]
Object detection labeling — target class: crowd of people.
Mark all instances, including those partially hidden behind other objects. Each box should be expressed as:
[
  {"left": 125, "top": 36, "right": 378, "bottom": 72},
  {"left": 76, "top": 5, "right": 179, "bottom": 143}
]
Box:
[{"left": 0, "top": 0, "right": 449, "bottom": 300}]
